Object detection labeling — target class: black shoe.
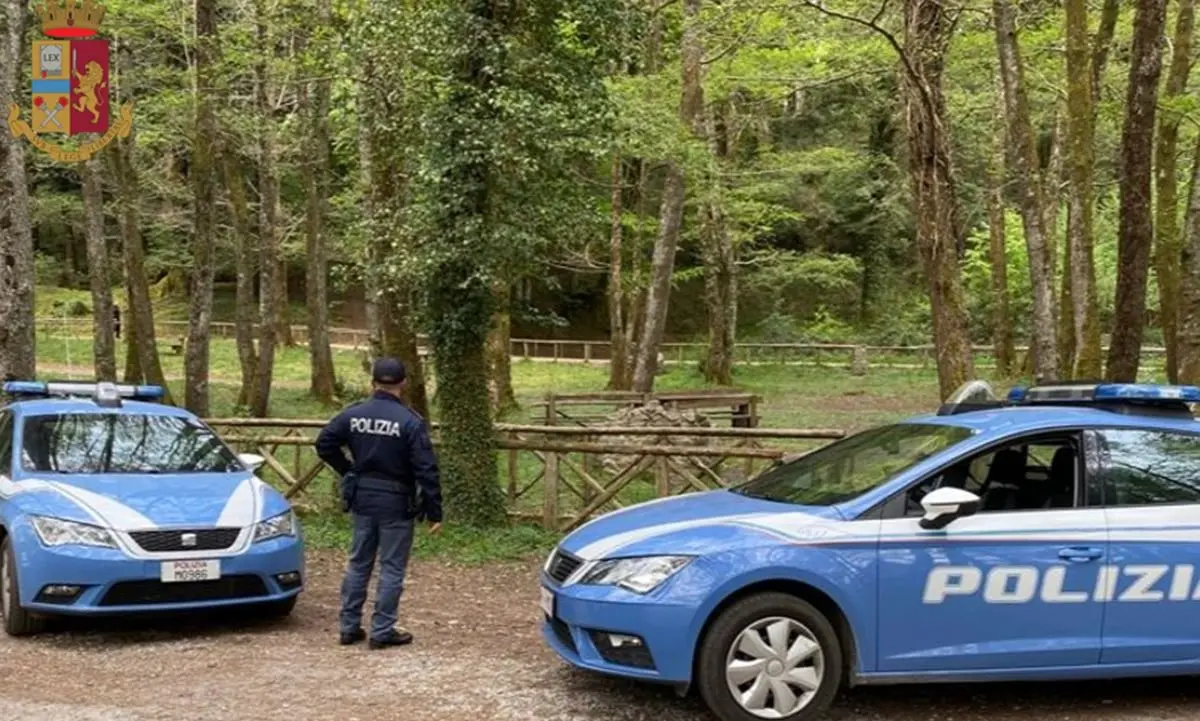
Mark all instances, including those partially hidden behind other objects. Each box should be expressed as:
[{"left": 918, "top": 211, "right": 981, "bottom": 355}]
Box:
[
  {"left": 339, "top": 628, "right": 366, "bottom": 646},
  {"left": 368, "top": 629, "right": 413, "bottom": 649}
]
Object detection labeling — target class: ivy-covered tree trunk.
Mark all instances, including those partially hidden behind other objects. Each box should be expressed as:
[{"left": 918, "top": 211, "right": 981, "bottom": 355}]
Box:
[
  {"left": 0, "top": 0, "right": 36, "bottom": 383},
  {"left": 994, "top": 0, "right": 1056, "bottom": 381},
  {"left": 903, "top": 0, "right": 975, "bottom": 399},
  {"left": 302, "top": 0, "right": 336, "bottom": 403},
  {"left": 702, "top": 100, "right": 736, "bottom": 387},
  {"left": 607, "top": 155, "right": 629, "bottom": 390},
  {"left": 184, "top": 0, "right": 220, "bottom": 415},
  {"left": 1107, "top": 0, "right": 1167, "bottom": 382},
  {"left": 632, "top": 0, "right": 703, "bottom": 393},
  {"left": 986, "top": 76, "right": 1013, "bottom": 378},
  {"left": 1153, "top": 0, "right": 1196, "bottom": 383},
  {"left": 422, "top": 0, "right": 509, "bottom": 526},
  {"left": 250, "top": 0, "right": 279, "bottom": 417},
  {"left": 222, "top": 150, "right": 258, "bottom": 408},
  {"left": 80, "top": 154, "right": 116, "bottom": 382},
  {"left": 108, "top": 41, "right": 170, "bottom": 401}
]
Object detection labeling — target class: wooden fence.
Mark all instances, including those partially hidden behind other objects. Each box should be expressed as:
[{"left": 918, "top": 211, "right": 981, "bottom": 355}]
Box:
[
  {"left": 39, "top": 317, "right": 1166, "bottom": 371},
  {"left": 206, "top": 418, "right": 845, "bottom": 531}
]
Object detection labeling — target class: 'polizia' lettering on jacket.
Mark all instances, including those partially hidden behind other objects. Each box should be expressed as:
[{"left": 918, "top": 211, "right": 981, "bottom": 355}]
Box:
[
  {"left": 349, "top": 417, "right": 403, "bottom": 437},
  {"left": 923, "top": 564, "right": 1200, "bottom": 604}
]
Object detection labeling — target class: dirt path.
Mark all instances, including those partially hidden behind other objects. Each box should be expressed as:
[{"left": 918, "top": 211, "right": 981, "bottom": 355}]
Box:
[{"left": 0, "top": 550, "right": 1198, "bottom": 721}]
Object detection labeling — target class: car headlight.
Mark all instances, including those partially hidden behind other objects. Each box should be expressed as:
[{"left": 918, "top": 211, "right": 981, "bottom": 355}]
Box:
[
  {"left": 253, "top": 511, "right": 296, "bottom": 543},
  {"left": 30, "top": 516, "right": 117, "bottom": 549},
  {"left": 579, "top": 555, "right": 693, "bottom": 594}
]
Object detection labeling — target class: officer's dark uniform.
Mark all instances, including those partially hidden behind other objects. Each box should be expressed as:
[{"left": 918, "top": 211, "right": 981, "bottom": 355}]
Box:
[{"left": 315, "top": 358, "right": 442, "bottom": 648}]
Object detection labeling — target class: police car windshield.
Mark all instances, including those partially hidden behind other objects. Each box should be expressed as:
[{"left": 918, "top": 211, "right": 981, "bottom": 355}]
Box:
[
  {"left": 20, "top": 413, "right": 241, "bottom": 474},
  {"left": 735, "top": 423, "right": 972, "bottom": 506}
]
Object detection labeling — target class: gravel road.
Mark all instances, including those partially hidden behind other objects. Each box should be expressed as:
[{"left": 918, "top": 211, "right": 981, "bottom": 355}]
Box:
[{"left": 0, "top": 550, "right": 1198, "bottom": 721}]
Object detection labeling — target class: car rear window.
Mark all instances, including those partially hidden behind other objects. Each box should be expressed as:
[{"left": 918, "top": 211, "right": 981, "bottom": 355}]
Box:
[{"left": 21, "top": 413, "right": 240, "bottom": 474}]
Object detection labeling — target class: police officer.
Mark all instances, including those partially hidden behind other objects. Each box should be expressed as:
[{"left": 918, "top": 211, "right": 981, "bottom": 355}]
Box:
[{"left": 315, "top": 357, "right": 442, "bottom": 649}]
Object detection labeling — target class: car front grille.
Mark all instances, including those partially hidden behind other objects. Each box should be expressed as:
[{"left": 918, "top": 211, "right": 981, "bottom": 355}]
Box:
[
  {"left": 128, "top": 528, "right": 241, "bottom": 553},
  {"left": 546, "top": 549, "right": 582, "bottom": 584},
  {"left": 548, "top": 616, "right": 576, "bottom": 654},
  {"left": 99, "top": 575, "right": 268, "bottom": 607}
]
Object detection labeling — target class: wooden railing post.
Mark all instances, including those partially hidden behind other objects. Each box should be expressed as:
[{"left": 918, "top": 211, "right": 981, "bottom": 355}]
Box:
[
  {"left": 656, "top": 455, "right": 670, "bottom": 498},
  {"left": 507, "top": 432, "right": 518, "bottom": 507},
  {"left": 543, "top": 450, "right": 559, "bottom": 531}
]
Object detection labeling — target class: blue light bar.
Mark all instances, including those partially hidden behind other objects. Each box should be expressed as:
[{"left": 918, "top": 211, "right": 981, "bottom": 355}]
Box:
[
  {"left": 2, "top": 381, "right": 165, "bottom": 401},
  {"left": 1008, "top": 383, "right": 1200, "bottom": 405}
]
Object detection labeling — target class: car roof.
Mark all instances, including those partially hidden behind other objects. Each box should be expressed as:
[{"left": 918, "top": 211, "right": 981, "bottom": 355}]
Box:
[
  {"left": 4, "top": 398, "right": 195, "bottom": 419},
  {"left": 900, "top": 404, "right": 1200, "bottom": 437}
]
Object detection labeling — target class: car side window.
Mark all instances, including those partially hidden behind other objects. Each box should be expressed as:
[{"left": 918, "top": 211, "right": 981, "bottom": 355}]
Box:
[
  {"left": 896, "top": 434, "right": 1080, "bottom": 517},
  {"left": 1094, "top": 429, "right": 1200, "bottom": 506},
  {"left": 0, "top": 411, "right": 13, "bottom": 476}
]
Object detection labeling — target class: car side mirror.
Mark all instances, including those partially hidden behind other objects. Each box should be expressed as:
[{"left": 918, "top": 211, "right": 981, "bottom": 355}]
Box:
[
  {"left": 918, "top": 487, "right": 981, "bottom": 530},
  {"left": 238, "top": 453, "right": 266, "bottom": 472}
]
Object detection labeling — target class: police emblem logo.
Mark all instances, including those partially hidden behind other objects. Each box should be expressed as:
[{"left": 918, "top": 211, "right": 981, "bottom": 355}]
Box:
[{"left": 4, "top": 0, "right": 134, "bottom": 163}]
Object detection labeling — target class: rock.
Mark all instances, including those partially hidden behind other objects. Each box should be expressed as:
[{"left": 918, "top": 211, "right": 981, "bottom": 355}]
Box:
[{"left": 598, "top": 400, "right": 716, "bottom": 475}]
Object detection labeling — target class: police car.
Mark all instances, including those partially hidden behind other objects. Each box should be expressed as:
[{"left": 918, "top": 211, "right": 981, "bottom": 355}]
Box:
[
  {"left": 0, "top": 381, "right": 304, "bottom": 635},
  {"left": 540, "top": 381, "right": 1200, "bottom": 721}
]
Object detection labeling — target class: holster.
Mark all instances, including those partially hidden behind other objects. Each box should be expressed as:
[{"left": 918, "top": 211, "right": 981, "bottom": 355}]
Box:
[{"left": 339, "top": 472, "right": 359, "bottom": 513}]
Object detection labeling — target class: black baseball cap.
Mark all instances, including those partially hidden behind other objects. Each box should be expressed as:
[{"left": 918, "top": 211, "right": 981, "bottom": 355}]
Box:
[{"left": 372, "top": 357, "right": 407, "bottom": 384}]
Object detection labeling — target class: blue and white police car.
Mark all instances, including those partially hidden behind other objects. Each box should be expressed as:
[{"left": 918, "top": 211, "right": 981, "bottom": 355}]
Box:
[
  {"left": 0, "top": 381, "right": 304, "bottom": 636},
  {"left": 540, "top": 381, "right": 1200, "bottom": 721}
]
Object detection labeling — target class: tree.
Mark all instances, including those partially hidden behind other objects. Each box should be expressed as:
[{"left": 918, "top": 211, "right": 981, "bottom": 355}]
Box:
[
  {"left": 632, "top": 0, "right": 703, "bottom": 392},
  {"left": 987, "top": 70, "right": 1013, "bottom": 378},
  {"left": 301, "top": 0, "right": 336, "bottom": 403},
  {"left": 606, "top": 155, "right": 629, "bottom": 389},
  {"left": 184, "top": 0, "right": 221, "bottom": 415},
  {"left": 80, "top": 155, "right": 116, "bottom": 381},
  {"left": 993, "top": 0, "right": 1056, "bottom": 381},
  {"left": 1153, "top": 0, "right": 1196, "bottom": 383},
  {"left": 250, "top": 0, "right": 280, "bottom": 417},
  {"left": 1107, "top": 0, "right": 1168, "bottom": 382},
  {"left": 0, "top": 0, "right": 36, "bottom": 383},
  {"left": 1063, "top": 0, "right": 1104, "bottom": 380},
  {"left": 222, "top": 148, "right": 258, "bottom": 409},
  {"left": 701, "top": 99, "right": 737, "bottom": 386},
  {"left": 1179, "top": 135, "right": 1200, "bottom": 381}
]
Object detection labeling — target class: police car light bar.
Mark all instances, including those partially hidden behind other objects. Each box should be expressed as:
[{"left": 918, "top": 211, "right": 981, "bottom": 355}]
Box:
[
  {"left": 2, "top": 381, "right": 165, "bottom": 401},
  {"left": 1007, "top": 382, "right": 1200, "bottom": 407}
]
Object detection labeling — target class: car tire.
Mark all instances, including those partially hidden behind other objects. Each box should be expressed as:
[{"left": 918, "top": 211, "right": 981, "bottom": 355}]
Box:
[
  {"left": 1, "top": 536, "right": 46, "bottom": 637},
  {"left": 697, "top": 592, "right": 843, "bottom": 721}
]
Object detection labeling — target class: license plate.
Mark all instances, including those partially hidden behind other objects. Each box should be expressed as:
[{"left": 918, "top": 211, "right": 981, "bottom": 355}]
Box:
[
  {"left": 540, "top": 586, "right": 555, "bottom": 618},
  {"left": 161, "top": 560, "right": 221, "bottom": 583}
]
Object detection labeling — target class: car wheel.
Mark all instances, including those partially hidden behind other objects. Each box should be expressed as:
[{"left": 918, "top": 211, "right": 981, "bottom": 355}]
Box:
[
  {"left": 697, "top": 592, "right": 842, "bottom": 721},
  {"left": 1, "top": 536, "right": 46, "bottom": 637}
]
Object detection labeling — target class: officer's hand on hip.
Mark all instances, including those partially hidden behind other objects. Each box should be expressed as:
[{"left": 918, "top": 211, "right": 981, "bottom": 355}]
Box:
[{"left": 428, "top": 522, "right": 442, "bottom": 535}]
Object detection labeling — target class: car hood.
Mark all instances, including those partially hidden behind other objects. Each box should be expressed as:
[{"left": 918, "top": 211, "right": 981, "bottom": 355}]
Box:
[
  {"left": 4, "top": 471, "right": 282, "bottom": 530},
  {"left": 558, "top": 490, "right": 847, "bottom": 561}
]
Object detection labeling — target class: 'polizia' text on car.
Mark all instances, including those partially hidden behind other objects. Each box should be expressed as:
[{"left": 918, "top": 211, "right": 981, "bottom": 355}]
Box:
[
  {"left": 0, "top": 381, "right": 304, "bottom": 635},
  {"left": 540, "top": 381, "right": 1200, "bottom": 721}
]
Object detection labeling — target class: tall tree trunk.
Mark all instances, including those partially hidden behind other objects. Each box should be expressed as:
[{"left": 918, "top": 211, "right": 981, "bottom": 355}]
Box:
[
  {"left": 487, "top": 283, "right": 517, "bottom": 416},
  {"left": 1178, "top": 135, "right": 1200, "bottom": 381},
  {"left": 632, "top": 0, "right": 703, "bottom": 393},
  {"left": 123, "top": 302, "right": 142, "bottom": 383},
  {"left": 251, "top": 0, "right": 279, "bottom": 417},
  {"left": 108, "top": 40, "right": 170, "bottom": 400},
  {"left": 903, "top": 0, "right": 975, "bottom": 399},
  {"left": 303, "top": 0, "right": 336, "bottom": 403},
  {"left": 987, "top": 74, "right": 1014, "bottom": 378},
  {"left": 607, "top": 155, "right": 629, "bottom": 390},
  {"left": 1057, "top": 226, "right": 1076, "bottom": 377},
  {"left": 1107, "top": 0, "right": 1168, "bottom": 382},
  {"left": 1092, "top": 0, "right": 1122, "bottom": 107},
  {"left": 222, "top": 150, "right": 258, "bottom": 408},
  {"left": 994, "top": 0, "right": 1057, "bottom": 381},
  {"left": 702, "top": 100, "right": 737, "bottom": 386},
  {"left": 1154, "top": 0, "right": 1196, "bottom": 383},
  {"left": 80, "top": 154, "right": 116, "bottom": 381},
  {"left": 0, "top": 0, "right": 36, "bottom": 382},
  {"left": 184, "top": 0, "right": 220, "bottom": 415}
]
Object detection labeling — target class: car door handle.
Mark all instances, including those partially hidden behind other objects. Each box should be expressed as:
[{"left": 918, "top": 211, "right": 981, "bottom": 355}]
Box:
[{"left": 1058, "top": 547, "right": 1103, "bottom": 562}]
